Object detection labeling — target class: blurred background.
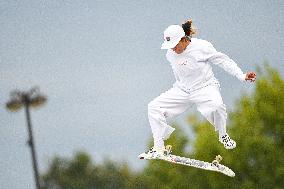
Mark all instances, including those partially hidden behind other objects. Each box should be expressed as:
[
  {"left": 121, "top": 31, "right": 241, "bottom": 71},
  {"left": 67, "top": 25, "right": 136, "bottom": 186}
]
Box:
[{"left": 1, "top": 0, "right": 283, "bottom": 188}]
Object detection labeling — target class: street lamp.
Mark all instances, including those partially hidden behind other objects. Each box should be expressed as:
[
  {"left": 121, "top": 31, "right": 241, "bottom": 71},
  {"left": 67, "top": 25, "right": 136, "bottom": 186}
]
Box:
[{"left": 6, "top": 87, "right": 47, "bottom": 189}]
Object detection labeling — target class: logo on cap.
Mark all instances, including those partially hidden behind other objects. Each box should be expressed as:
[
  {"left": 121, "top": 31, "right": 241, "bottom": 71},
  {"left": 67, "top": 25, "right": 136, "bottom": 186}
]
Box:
[{"left": 166, "top": 37, "right": 170, "bottom": 41}]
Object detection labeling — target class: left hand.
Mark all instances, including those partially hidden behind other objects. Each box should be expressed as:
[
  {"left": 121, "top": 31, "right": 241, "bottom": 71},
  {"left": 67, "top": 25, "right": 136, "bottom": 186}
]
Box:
[{"left": 245, "top": 72, "right": 257, "bottom": 82}]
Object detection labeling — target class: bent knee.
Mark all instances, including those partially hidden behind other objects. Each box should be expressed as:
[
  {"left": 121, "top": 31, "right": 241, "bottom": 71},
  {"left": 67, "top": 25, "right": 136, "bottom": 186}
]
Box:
[
  {"left": 148, "top": 99, "right": 166, "bottom": 117},
  {"left": 148, "top": 100, "right": 155, "bottom": 110},
  {"left": 215, "top": 102, "right": 226, "bottom": 112},
  {"left": 148, "top": 100, "right": 160, "bottom": 112},
  {"left": 207, "top": 99, "right": 226, "bottom": 110},
  {"left": 199, "top": 101, "right": 226, "bottom": 114}
]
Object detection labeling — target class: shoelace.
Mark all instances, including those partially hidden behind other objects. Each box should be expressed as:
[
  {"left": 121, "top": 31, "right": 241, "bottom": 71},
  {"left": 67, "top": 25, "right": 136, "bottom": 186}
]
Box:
[
  {"left": 222, "top": 135, "right": 233, "bottom": 146},
  {"left": 222, "top": 136, "right": 229, "bottom": 143}
]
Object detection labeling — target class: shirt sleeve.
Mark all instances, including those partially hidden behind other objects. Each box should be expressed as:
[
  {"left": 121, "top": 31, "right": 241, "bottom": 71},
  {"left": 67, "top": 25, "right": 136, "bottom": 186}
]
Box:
[{"left": 203, "top": 42, "right": 246, "bottom": 82}]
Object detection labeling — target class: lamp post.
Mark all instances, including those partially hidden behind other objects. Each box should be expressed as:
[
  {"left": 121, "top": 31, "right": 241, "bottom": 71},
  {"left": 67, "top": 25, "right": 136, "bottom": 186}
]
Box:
[{"left": 6, "top": 87, "right": 47, "bottom": 189}]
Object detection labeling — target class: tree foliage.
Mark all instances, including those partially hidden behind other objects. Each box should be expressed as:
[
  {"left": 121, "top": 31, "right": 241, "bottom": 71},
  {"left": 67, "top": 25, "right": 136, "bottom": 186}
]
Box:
[{"left": 41, "top": 152, "right": 136, "bottom": 189}]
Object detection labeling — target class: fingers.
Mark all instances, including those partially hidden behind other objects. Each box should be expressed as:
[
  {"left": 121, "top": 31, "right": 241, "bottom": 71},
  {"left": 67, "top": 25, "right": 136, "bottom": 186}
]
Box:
[
  {"left": 249, "top": 77, "right": 256, "bottom": 82},
  {"left": 250, "top": 72, "right": 256, "bottom": 78},
  {"left": 248, "top": 72, "right": 256, "bottom": 77},
  {"left": 245, "top": 72, "right": 257, "bottom": 82}
]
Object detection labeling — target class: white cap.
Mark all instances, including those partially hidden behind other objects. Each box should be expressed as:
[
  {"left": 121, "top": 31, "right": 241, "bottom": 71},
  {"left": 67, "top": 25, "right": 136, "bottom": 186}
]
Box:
[{"left": 161, "top": 25, "right": 185, "bottom": 49}]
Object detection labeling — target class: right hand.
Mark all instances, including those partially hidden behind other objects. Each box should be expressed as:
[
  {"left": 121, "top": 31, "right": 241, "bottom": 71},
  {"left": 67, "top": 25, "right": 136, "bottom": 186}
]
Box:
[{"left": 245, "top": 72, "right": 257, "bottom": 82}]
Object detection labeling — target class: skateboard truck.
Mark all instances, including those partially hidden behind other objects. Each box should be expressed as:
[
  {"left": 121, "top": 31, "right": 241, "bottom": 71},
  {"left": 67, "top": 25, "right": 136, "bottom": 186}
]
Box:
[{"left": 212, "top": 155, "right": 222, "bottom": 166}]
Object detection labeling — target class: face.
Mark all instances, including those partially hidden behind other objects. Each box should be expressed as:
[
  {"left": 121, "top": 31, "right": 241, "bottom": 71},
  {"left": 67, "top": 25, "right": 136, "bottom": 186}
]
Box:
[{"left": 172, "top": 38, "right": 189, "bottom": 54}]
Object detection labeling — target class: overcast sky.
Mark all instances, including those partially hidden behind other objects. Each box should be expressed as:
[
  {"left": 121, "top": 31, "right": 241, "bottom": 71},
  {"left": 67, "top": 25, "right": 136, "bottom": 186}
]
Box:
[{"left": 1, "top": 0, "right": 283, "bottom": 188}]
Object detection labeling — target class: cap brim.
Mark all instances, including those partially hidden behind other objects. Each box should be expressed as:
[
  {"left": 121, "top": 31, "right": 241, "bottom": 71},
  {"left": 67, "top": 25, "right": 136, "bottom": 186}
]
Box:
[{"left": 161, "top": 40, "right": 180, "bottom": 49}]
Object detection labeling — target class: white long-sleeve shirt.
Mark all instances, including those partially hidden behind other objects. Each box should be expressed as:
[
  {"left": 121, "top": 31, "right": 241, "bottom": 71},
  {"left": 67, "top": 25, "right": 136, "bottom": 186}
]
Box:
[{"left": 166, "top": 38, "right": 246, "bottom": 92}]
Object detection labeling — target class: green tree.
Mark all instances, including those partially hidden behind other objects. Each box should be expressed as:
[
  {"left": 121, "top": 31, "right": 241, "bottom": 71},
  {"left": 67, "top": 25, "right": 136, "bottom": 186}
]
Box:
[{"left": 41, "top": 152, "right": 136, "bottom": 189}]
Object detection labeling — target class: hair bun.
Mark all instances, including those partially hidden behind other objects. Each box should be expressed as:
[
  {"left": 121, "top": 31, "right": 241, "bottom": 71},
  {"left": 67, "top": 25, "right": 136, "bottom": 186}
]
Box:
[{"left": 181, "top": 19, "right": 196, "bottom": 37}]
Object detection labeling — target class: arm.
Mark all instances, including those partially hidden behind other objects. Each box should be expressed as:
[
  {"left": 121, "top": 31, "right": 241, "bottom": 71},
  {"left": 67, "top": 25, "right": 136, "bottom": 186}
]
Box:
[{"left": 204, "top": 43, "right": 256, "bottom": 82}]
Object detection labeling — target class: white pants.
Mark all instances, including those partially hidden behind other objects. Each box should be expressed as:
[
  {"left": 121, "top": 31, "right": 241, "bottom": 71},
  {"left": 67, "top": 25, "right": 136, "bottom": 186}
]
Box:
[{"left": 148, "top": 84, "right": 227, "bottom": 149}]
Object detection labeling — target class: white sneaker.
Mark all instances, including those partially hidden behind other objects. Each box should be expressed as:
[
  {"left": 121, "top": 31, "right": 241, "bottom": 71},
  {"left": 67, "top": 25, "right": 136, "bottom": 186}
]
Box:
[
  {"left": 138, "top": 146, "right": 171, "bottom": 160},
  {"left": 219, "top": 134, "right": 236, "bottom": 150}
]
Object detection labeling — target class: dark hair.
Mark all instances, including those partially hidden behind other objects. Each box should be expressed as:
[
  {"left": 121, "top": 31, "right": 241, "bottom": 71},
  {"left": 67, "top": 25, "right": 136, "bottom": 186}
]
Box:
[{"left": 182, "top": 19, "right": 196, "bottom": 37}]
